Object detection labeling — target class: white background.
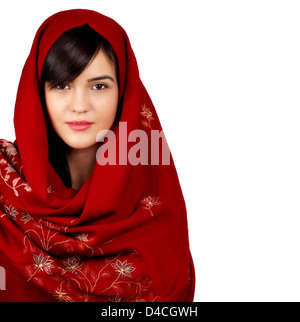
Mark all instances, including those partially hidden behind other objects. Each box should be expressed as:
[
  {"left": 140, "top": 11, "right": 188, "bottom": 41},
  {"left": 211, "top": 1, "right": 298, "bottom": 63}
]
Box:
[{"left": 1, "top": 0, "right": 300, "bottom": 302}]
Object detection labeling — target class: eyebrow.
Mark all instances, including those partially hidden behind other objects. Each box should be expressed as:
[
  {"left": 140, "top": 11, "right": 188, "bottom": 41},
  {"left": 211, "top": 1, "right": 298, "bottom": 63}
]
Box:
[{"left": 87, "top": 75, "right": 115, "bottom": 82}]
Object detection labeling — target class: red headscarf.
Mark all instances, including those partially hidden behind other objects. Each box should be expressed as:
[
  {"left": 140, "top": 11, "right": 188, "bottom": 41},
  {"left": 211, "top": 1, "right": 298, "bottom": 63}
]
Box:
[{"left": 0, "top": 9, "right": 195, "bottom": 302}]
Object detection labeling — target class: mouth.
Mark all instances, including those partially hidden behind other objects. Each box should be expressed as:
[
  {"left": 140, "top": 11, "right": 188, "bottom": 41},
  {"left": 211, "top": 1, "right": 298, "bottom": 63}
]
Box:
[{"left": 66, "top": 120, "right": 94, "bottom": 131}]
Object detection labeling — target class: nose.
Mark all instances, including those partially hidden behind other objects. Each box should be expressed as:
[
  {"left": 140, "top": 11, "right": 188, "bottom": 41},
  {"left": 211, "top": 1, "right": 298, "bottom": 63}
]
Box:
[{"left": 69, "top": 89, "right": 91, "bottom": 113}]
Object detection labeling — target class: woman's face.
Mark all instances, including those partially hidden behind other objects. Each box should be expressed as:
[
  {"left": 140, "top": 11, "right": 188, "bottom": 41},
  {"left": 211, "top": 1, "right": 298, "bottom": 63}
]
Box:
[{"left": 44, "top": 49, "right": 119, "bottom": 150}]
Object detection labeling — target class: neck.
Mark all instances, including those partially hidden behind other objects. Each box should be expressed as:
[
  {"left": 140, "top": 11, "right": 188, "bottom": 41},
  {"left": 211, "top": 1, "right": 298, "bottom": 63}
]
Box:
[{"left": 65, "top": 143, "right": 100, "bottom": 191}]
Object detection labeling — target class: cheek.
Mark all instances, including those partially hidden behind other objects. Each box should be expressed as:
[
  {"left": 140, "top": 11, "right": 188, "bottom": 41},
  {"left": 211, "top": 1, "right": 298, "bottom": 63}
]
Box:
[
  {"left": 93, "top": 91, "right": 119, "bottom": 126},
  {"left": 44, "top": 94, "right": 65, "bottom": 128}
]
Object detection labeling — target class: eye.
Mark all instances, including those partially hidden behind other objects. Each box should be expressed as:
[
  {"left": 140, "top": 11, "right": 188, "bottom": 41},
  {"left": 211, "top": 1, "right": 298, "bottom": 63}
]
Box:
[
  {"left": 92, "top": 83, "right": 107, "bottom": 91},
  {"left": 56, "top": 84, "right": 70, "bottom": 90}
]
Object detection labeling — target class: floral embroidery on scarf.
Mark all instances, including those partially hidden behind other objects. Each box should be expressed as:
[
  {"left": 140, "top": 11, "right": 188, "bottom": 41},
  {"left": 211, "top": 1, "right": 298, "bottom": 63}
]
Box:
[
  {"left": 0, "top": 196, "right": 160, "bottom": 303},
  {"left": 37, "top": 251, "right": 151, "bottom": 302},
  {"left": 75, "top": 233, "right": 89, "bottom": 242},
  {"left": 0, "top": 164, "right": 32, "bottom": 196},
  {"left": 140, "top": 103, "right": 155, "bottom": 129},
  {"left": 24, "top": 219, "right": 71, "bottom": 252},
  {"left": 140, "top": 196, "right": 161, "bottom": 216},
  {"left": 18, "top": 215, "right": 155, "bottom": 302},
  {"left": 53, "top": 285, "right": 74, "bottom": 302},
  {"left": 0, "top": 139, "right": 18, "bottom": 157},
  {"left": 111, "top": 260, "right": 135, "bottom": 279},
  {"left": 0, "top": 140, "right": 32, "bottom": 196},
  {"left": 74, "top": 233, "right": 104, "bottom": 255},
  {"left": 3, "top": 204, "right": 18, "bottom": 221},
  {"left": 61, "top": 256, "right": 82, "bottom": 275},
  {"left": 27, "top": 253, "right": 55, "bottom": 281},
  {"left": 21, "top": 212, "right": 33, "bottom": 224}
]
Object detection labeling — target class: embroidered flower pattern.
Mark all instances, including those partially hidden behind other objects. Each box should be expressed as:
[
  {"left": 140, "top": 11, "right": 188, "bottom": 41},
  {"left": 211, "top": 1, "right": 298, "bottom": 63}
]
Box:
[
  {"left": 0, "top": 140, "right": 17, "bottom": 157},
  {"left": 53, "top": 286, "right": 74, "bottom": 302},
  {"left": 33, "top": 254, "right": 54, "bottom": 274},
  {"left": 111, "top": 260, "right": 136, "bottom": 279},
  {"left": 5, "top": 164, "right": 15, "bottom": 174},
  {"left": 140, "top": 196, "right": 161, "bottom": 216},
  {"left": 27, "top": 253, "right": 55, "bottom": 281},
  {"left": 74, "top": 233, "right": 101, "bottom": 255},
  {"left": 24, "top": 219, "right": 71, "bottom": 252},
  {"left": 0, "top": 139, "right": 32, "bottom": 196},
  {"left": 62, "top": 257, "right": 82, "bottom": 275},
  {"left": 21, "top": 212, "right": 33, "bottom": 224},
  {"left": 75, "top": 233, "right": 89, "bottom": 242},
  {"left": 5, "top": 145, "right": 18, "bottom": 157},
  {"left": 140, "top": 103, "right": 155, "bottom": 129},
  {"left": 4, "top": 205, "right": 18, "bottom": 221}
]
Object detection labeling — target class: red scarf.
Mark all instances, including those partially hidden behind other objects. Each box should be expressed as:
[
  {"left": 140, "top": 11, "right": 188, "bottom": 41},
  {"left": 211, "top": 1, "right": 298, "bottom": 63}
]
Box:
[{"left": 0, "top": 9, "right": 195, "bottom": 302}]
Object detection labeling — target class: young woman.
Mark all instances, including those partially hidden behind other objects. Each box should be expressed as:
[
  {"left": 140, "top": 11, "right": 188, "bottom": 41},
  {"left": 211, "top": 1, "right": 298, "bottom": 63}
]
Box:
[{"left": 0, "top": 9, "right": 195, "bottom": 302}]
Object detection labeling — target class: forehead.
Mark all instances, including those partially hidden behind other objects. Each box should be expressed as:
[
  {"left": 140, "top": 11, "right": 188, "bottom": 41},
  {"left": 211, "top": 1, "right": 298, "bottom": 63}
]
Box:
[{"left": 75, "top": 49, "right": 116, "bottom": 80}]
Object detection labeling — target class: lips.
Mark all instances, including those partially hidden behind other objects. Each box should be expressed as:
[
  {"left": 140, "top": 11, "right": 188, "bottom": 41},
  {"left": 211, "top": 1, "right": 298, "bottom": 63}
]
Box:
[{"left": 66, "top": 120, "right": 94, "bottom": 131}]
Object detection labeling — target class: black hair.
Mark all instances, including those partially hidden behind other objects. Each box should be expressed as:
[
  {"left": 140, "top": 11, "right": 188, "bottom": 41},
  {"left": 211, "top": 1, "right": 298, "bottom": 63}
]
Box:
[{"left": 40, "top": 24, "right": 119, "bottom": 188}]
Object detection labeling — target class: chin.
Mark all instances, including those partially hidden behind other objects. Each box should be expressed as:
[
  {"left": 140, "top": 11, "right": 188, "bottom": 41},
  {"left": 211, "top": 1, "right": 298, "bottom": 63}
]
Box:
[{"left": 64, "top": 138, "right": 97, "bottom": 150}]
